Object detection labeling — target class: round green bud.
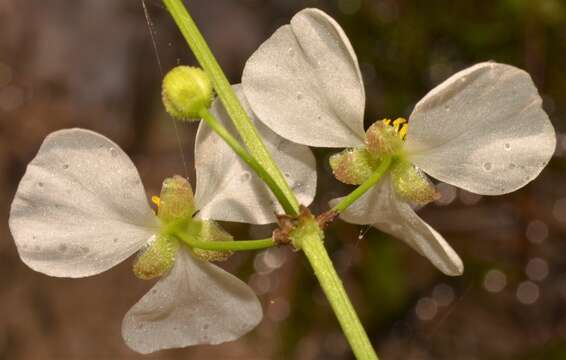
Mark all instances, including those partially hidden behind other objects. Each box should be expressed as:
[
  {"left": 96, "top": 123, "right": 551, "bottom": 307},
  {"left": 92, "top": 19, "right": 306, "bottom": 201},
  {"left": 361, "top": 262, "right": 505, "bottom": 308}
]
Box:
[{"left": 162, "top": 66, "right": 213, "bottom": 120}]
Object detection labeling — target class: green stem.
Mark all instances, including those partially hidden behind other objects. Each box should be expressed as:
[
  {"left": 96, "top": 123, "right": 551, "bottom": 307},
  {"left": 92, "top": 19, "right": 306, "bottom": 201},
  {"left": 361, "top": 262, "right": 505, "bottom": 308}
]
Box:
[
  {"left": 162, "top": 0, "right": 299, "bottom": 216},
  {"left": 176, "top": 231, "right": 275, "bottom": 251},
  {"left": 297, "top": 228, "right": 378, "bottom": 360},
  {"left": 199, "top": 108, "right": 296, "bottom": 214},
  {"left": 332, "top": 156, "right": 393, "bottom": 213}
]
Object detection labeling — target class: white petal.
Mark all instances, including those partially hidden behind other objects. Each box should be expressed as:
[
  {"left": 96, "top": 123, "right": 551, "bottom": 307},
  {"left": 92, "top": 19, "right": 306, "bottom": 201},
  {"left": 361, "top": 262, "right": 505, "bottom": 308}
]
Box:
[
  {"left": 9, "top": 129, "right": 158, "bottom": 278},
  {"left": 242, "top": 8, "right": 366, "bottom": 148},
  {"left": 406, "top": 62, "right": 556, "bottom": 195},
  {"left": 194, "top": 85, "right": 317, "bottom": 224},
  {"left": 122, "top": 248, "right": 262, "bottom": 354},
  {"left": 330, "top": 178, "right": 463, "bottom": 276}
]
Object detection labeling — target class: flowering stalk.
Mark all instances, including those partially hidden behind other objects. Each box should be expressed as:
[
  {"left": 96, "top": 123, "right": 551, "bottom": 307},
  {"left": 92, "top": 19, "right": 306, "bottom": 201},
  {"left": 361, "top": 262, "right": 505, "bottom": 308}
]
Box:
[
  {"left": 292, "top": 216, "right": 378, "bottom": 360},
  {"left": 162, "top": 1, "right": 382, "bottom": 358},
  {"left": 162, "top": 0, "right": 299, "bottom": 216}
]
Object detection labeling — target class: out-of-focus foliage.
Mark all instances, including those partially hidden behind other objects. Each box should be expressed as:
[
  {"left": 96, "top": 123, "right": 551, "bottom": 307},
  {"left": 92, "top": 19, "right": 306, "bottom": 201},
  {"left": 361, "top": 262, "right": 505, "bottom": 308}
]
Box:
[{"left": 1, "top": 0, "right": 566, "bottom": 359}]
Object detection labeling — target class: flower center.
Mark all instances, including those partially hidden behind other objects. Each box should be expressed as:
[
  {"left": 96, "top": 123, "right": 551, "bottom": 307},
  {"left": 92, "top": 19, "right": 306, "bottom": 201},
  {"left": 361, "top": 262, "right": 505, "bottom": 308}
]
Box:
[
  {"left": 382, "top": 117, "right": 408, "bottom": 141},
  {"left": 151, "top": 195, "right": 161, "bottom": 211}
]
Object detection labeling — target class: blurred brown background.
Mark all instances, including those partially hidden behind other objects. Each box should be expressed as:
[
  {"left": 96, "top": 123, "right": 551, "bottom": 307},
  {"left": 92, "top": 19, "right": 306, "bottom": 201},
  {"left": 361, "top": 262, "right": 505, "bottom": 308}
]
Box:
[{"left": 1, "top": 0, "right": 566, "bottom": 359}]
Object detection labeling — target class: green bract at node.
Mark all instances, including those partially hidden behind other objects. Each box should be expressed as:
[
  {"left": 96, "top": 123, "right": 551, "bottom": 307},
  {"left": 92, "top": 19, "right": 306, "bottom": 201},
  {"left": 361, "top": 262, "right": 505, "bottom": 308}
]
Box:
[{"left": 162, "top": 66, "right": 213, "bottom": 120}]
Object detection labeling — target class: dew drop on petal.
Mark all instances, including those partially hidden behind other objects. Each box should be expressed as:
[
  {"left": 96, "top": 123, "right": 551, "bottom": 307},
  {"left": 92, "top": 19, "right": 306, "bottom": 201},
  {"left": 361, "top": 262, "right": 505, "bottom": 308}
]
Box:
[
  {"left": 240, "top": 171, "right": 251, "bottom": 182},
  {"left": 58, "top": 244, "right": 68, "bottom": 252},
  {"left": 504, "top": 143, "right": 511, "bottom": 150},
  {"left": 287, "top": 48, "right": 295, "bottom": 57},
  {"left": 508, "top": 163, "right": 516, "bottom": 169},
  {"left": 37, "top": 182, "right": 44, "bottom": 188},
  {"left": 62, "top": 164, "right": 69, "bottom": 169},
  {"left": 483, "top": 162, "right": 492, "bottom": 171},
  {"left": 296, "top": 92, "right": 304, "bottom": 100},
  {"left": 202, "top": 324, "right": 209, "bottom": 330},
  {"left": 109, "top": 147, "right": 118, "bottom": 157}
]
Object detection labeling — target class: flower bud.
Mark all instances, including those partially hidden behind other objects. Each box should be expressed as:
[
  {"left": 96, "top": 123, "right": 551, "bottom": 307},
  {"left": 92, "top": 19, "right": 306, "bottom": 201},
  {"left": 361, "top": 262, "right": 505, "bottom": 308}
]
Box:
[
  {"left": 329, "top": 148, "right": 380, "bottom": 185},
  {"left": 365, "top": 119, "right": 404, "bottom": 157},
  {"left": 133, "top": 234, "right": 179, "bottom": 280},
  {"left": 391, "top": 161, "right": 439, "bottom": 205},
  {"left": 188, "top": 220, "right": 234, "bottom": 262},
  {"left": 162, "top": 66, "right": 213, "bottom": 120},
  {"left": 157, "top": 176, "right": 196, "bottom": 224}
]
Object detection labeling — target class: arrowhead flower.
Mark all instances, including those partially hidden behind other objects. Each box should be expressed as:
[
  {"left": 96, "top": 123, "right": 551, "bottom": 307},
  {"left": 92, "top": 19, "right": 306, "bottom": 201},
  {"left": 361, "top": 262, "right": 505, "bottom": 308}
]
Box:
[
  {"left": 9, "top": 90, "right": 316, "bottom": 352},
  {"left": 241, "top": 8, "right": 556, "bottom": 275}
]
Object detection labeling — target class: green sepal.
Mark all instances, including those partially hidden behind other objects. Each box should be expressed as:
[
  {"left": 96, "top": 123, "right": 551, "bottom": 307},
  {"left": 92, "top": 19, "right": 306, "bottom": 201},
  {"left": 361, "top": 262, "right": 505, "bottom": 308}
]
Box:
[
  {"left": 391, "top": 161, "right": 439, "bottom": 205},
  {"left": 329, "top": 148, "right": 381, "bottom": 185},
  {"left": 133, "top": 234, "right": 180, "bottom": 280},
  {"left": 186, "top": 220, "right": 234, "bottom": 262},
  {"left": 158, "top": 176, "right": 195, "bottom": 224}
]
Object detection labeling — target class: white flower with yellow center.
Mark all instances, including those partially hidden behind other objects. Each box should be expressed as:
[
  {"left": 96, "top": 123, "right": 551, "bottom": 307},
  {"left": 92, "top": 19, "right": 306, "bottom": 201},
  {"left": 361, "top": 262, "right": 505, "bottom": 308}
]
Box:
[
  {"left": 241, "top": 8, "right": 556, "bottom": 275},
  {"left": 8, "top": 90, "right": 316, "bottom": 352}
]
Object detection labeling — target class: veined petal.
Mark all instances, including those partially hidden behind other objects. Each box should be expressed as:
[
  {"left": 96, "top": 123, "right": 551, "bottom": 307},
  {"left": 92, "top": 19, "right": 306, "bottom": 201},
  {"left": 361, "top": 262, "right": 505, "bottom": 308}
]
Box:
[
  {"left": 242, "top": 8, "right": 366, "bottom": 148},
  {"left": 330, "top": 178, "right": 463, "bottom": 276},
  {"left": 406, "top": 62, "right": 556, "bottom": 195},
  {"left": 194, "top": 85, "right": 316, "bottom": 224},
  {"left": 9, "top": 129, "right": 158, "bottom": 278},
  {"left": 122, "top": 248, "right": 262, "bottom": 354}
]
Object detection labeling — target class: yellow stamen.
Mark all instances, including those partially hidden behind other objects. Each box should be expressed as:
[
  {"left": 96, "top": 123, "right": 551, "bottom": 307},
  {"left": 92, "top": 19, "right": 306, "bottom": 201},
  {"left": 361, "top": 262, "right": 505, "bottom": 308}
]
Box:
[
  {"left": 382, "top": 117, "right": 408, "bottom": 141},
  {"left": 151, "top": 196, "right": 161, "bottom": 209}
]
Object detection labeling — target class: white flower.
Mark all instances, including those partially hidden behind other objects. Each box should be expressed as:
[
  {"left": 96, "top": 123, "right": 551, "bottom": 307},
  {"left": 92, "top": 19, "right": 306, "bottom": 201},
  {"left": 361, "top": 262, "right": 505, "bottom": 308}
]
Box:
[
  {"left": 240, "top": 8, "right": 556, "bottom": 275},
  {"left": 8, "top": 89, "right": 316, "bottom": 352}
]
